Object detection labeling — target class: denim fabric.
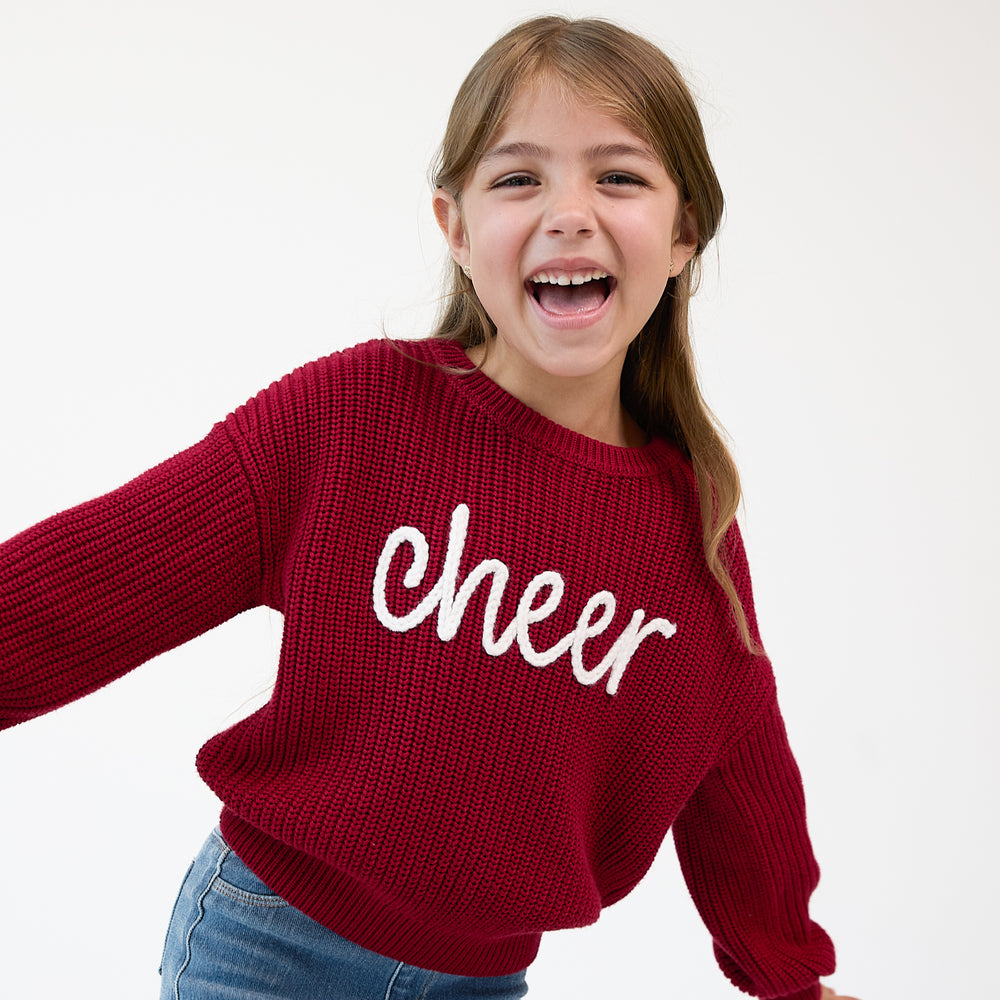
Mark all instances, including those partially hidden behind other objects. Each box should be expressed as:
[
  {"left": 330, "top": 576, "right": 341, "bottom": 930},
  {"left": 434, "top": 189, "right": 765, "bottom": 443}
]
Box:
[{"left": 159, "top": 829, "right": 529, "bottom": 1000}]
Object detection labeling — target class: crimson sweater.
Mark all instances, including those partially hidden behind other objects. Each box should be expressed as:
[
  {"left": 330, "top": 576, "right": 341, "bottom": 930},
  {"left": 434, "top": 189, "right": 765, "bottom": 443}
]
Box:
[{"left": 1, "top": 337, "right": 834, "bottom": 997}]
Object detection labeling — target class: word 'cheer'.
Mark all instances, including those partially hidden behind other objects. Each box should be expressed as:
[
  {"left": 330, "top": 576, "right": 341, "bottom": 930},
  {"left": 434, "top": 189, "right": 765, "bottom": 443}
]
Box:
[{"left": 372, "top": 503, "right": 677, "bottom": 695}]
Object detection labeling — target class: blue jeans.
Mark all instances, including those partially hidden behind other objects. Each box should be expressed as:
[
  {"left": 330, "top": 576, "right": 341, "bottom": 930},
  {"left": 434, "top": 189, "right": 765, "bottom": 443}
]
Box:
[{"left": 159, "top": 829, "right": 529, "bottom": 1000}]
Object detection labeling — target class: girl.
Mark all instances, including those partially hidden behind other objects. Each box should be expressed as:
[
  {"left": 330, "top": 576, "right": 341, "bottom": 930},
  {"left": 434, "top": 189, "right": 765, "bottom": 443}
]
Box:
[{"left": 0, "top": 16, "right": 859, "bottom": 1000}]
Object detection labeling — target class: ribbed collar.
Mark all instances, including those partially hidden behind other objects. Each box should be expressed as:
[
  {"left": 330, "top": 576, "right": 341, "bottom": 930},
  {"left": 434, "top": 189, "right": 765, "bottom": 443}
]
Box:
[{"left": 410, "top": 338, "right": 684, "bottom": 478}]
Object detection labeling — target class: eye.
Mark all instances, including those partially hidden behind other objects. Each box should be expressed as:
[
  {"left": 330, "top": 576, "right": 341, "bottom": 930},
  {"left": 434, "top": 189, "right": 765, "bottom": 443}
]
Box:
[
  {"left": 492, "top": 173, "right": 538, "bottom": 189},
  {"left": 600, "top": 172, "right": 646, "bottom": 187}
]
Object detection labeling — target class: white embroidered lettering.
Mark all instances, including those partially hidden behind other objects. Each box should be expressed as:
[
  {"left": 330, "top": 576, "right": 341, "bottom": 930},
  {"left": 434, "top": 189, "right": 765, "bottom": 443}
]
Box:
[
  {"left": 371, "top": 504, "right": 677, "bottom": 694},
  {"left": 574, "top": 606, "right": 677, "bottom": 695},
  {"left": 373, "top": 524, "right": 440, "bottom": 631},
  {"left": 570, "top": 590, "right": 617, "bottom": 682},
  {"left": 515, "top": 572, "right": 575, "bottom": 667},
  {"left": 435, "top": 505, "right": 516, "bottom": 653}
]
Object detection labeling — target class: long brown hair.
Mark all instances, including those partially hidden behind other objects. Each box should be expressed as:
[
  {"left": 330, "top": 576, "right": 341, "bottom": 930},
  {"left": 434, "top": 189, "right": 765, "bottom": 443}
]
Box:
[{"left": 430, "top": 17, "right": 756, "bottom": 651}]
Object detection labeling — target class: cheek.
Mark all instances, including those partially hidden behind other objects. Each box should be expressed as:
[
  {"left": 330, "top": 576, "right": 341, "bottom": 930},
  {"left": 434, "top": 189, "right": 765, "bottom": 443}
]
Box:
[
  {"left": 614, "top": 208, "right": 675, "bottom": 257},
  {"left": 476, "top": 214, "right": 526, "bottom": 264}
]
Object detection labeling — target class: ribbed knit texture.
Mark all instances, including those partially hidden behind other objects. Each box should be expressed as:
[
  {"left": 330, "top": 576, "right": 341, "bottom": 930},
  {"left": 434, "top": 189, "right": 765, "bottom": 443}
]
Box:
[{"left": 0, "top": 337, "right": 834, "bottom": 997}]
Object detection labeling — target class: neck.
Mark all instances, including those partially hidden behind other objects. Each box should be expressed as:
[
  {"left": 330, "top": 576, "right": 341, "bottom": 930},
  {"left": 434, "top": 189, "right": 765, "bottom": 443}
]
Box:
[{"left": 467, "top": 343, "right": 647, "bottom": 449}]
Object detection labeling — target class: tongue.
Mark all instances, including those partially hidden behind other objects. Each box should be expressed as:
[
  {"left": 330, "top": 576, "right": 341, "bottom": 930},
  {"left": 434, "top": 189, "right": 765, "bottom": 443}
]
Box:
[{"left": 536, "top": 281, "right": 606, "bottom": 315}]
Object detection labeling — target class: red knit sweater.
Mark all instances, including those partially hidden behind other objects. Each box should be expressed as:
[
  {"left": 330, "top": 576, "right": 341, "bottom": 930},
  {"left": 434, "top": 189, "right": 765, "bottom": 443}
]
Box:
[{"left": 0, "top": 337, "right": 834, "bottom": 997}]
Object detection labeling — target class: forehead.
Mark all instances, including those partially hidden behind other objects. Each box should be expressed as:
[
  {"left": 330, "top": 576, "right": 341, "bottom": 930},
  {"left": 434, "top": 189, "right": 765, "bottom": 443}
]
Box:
[{"left": 483, "top": 84, "right": 655, "bottom": 157}]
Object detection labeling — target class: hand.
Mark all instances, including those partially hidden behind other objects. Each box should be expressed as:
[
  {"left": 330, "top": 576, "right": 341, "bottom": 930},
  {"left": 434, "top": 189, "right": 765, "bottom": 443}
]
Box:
[{"left": 820, "top": 986, "right": 862, "bottom": 1000}]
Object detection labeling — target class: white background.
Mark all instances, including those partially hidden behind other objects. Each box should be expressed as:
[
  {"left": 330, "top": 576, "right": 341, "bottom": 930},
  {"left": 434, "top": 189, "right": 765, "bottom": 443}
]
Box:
[{"left": 1, "top": 1, "right": 997, "bottom": 997}]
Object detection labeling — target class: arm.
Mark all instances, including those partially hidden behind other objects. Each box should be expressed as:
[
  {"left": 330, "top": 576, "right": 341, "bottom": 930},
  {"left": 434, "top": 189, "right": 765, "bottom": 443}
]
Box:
[
  {"left": 672, "top": 697, "right": 836, "bottom": 1000},
  {"left": 0, "top": 422, "right": 263, "bottom": 729}
]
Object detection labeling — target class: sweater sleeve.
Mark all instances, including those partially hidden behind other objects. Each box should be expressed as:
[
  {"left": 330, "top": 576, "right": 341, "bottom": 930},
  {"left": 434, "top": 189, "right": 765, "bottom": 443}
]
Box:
[
  {"left": 672, "top": 697, "right": 836, "bottom": 1000},
  {"left": 0, "top": 422, "right": 263, "bottom": 730}
]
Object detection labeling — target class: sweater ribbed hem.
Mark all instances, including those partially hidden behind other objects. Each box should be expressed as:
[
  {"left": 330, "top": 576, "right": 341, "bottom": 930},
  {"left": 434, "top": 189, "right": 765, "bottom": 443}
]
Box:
[
  {"left": 768, "top": 985, "right": 821, "bottom": 1000},
  {"left": 219, "top": 810, "right": 539, "bottom": 977}
]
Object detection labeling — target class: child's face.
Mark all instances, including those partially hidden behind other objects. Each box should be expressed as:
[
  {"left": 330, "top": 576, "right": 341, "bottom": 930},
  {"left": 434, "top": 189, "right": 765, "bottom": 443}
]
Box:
[{"left": 434, "top": 85, "right": 696, "bottom": 393}]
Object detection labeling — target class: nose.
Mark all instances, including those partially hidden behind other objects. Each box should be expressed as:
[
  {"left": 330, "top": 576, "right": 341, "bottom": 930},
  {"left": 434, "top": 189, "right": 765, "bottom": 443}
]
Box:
[{"left": 544, "top": 182, "right": 596, "bottom": 238}]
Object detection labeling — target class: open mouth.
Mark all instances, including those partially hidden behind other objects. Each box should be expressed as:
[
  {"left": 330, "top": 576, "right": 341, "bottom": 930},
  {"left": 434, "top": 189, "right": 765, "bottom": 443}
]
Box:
[{"left": 527, "top": 269, "right": 615, "bottom": 316}]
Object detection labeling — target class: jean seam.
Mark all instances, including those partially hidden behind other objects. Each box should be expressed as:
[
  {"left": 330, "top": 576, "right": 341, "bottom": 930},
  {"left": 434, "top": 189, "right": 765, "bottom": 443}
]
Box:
[
  {"left": 417, "top": 970, "right": 439, "bottom": 999},
  {"left": 210, "top": 829, "right": 288, "bottom": 906},
  {"left": 171, "top": 842, "right": 230, "bottom": 999},
  {"left": 210, "top": 882, "right": 290, "bottom": 907},
  {"left": 384, "top": 961, "right": 405, "bottom": 1000},
  {"left": 158, "top": 859, "right": 195, "bottom": 976}
]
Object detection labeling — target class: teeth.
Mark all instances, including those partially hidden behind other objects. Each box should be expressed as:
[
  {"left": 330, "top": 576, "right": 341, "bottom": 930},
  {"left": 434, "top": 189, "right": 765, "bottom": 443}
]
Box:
[{"left": 530, "top": 269, "right": 609, "bottom": 285}]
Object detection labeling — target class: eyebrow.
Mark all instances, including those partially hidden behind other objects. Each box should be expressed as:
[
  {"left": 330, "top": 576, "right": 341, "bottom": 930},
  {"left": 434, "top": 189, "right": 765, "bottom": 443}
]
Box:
[{"left": 479, "top": 141, "right": 659, "bottom": 165}]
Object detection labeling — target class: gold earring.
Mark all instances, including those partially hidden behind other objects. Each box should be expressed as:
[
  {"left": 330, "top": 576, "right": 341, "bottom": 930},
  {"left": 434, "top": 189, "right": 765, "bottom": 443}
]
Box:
[
  {"left": 461, "top": 264, "right": 472, "bottom": 279},
  {"left": 668, "top": 259, "right": 675, "bottom": 273}
]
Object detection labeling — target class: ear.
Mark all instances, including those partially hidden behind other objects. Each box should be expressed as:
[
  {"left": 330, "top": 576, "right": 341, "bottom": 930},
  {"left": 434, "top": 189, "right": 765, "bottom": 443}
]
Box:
[
  {"left": 671, "top": 200, "right": 700, "bottom": 272},
  {"left": 432, "top": 188, "right": 470, "bottom": 268}
]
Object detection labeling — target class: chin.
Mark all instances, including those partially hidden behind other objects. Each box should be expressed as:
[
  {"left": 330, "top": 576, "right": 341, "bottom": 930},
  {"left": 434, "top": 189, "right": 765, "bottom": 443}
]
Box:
[{"left": 533, "top": 338, "right": 629, "bottom": 381}]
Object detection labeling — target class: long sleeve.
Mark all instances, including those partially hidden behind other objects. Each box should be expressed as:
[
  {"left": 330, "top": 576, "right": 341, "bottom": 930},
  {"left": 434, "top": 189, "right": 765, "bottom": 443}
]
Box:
[
  {"left": 0, "top": 423, "right": 263, "bottom": 729},
  {"left": 672, "top": 698, "right": 836, "bottom": 999}
]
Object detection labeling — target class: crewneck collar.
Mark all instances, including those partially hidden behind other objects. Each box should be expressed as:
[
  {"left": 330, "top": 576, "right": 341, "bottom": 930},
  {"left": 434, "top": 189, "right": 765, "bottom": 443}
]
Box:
[{"left": 413, "top": 338, "right": 684, "bottom": 478}]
